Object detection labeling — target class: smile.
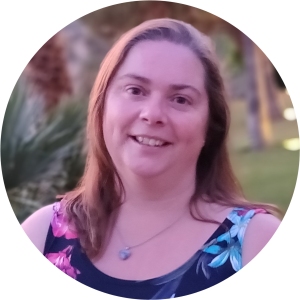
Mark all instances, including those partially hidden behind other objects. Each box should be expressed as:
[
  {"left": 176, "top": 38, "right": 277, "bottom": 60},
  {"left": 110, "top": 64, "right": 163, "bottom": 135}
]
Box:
[{"left": 131, "top": 136, "right": 170, "bottom": 147}]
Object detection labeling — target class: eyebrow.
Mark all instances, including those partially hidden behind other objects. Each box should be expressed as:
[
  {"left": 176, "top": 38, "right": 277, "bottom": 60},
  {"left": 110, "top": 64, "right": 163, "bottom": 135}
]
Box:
[
  {"left": 117, "top": 73, "right": 202, "bottom": 97},
  {"left": 117, "top": 74, "right": 151, "bottom": 84},
  {"left": 170, "top": 84, "right": 202, "bottom": 97}
]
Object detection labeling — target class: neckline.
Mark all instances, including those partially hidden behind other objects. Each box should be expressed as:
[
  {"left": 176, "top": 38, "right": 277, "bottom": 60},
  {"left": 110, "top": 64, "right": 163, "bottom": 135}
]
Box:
[{"left": 79, "top": 208, "right": 238, "bottom": 286}]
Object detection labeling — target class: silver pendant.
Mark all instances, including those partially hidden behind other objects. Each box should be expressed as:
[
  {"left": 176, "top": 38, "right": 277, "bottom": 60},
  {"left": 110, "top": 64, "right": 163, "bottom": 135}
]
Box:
[{"left": 119, "top": 247, "right": 131, "bottom": 260}]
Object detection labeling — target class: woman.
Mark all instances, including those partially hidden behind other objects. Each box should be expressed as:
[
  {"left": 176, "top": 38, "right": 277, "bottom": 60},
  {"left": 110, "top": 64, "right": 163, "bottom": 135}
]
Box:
[{"left": 22, "top": 18, "right": 281, "bottom": 299}]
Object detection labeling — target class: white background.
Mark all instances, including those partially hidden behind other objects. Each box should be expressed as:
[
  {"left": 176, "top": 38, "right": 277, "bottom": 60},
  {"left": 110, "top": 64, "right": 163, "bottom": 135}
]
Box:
[{"left": 0, "top": 0, "right": 299, "bottom": 299}]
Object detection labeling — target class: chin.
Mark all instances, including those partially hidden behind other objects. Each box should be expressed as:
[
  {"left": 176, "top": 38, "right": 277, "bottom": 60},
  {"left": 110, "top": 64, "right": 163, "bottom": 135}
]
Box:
[
  {"left": 131, "top": 168, "right": 165, "bottom": 179},
  {"left": 125, "top": 162, "right": 167, "bottom": 179}
]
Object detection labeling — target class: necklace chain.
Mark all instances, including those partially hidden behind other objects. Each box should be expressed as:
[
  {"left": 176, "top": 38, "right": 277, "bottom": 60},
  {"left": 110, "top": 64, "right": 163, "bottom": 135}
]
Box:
[{"left": 116, "top": 210, "right": 187, "bottom": 260}]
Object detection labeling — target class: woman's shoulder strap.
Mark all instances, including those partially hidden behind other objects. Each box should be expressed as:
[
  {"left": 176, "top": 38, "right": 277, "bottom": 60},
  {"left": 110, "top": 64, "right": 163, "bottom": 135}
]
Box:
[
  {"left": 227, "top": 207, "right": 269, "bottom": 245},
  {"left": 43, "top": 201, "right": 78, "bottom": 254}
]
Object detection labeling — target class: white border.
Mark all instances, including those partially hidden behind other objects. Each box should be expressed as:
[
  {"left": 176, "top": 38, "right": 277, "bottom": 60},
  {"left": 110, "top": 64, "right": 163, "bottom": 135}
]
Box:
[{"left": 0, "top": 1, "right": 299, "bottom": 299}]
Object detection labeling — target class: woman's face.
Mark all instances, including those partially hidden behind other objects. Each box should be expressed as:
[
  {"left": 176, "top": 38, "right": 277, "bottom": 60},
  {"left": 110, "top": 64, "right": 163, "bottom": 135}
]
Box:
[{"left": 103, "top": 40, "right": 209, "bottom": 180}]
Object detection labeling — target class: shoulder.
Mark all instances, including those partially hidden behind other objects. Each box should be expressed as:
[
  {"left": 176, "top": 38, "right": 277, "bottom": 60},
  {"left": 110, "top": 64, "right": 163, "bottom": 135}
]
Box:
[
  {"left": 242, "top": 211, "right": 281, "bottom": 266},
  {"left": 21, "top": 203, "right": 56, "bottom": 253}
]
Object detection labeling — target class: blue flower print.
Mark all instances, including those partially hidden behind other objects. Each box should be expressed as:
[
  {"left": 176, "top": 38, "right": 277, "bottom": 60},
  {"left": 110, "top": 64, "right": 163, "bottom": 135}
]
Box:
[
  {"left": 200, "top": 209, "right": 258, "bottom": 272},
  {"left": 207, "top": 240, "right": 242, "bottom": 272},
  {"left": 228, "top": 209, "right": 256, "bottom": 244}
]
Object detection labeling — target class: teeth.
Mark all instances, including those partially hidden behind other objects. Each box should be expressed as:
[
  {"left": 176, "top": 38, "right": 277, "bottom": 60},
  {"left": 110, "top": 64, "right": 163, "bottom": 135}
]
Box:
[
  {"left": 149, "top": 139, "right": 156, "bottom": 146},
  {"left": 135, "top": 136, "right": 166, "bottom": 147},
  {"left": 137, "top": 136, "right": 144, "bottom": 143}
]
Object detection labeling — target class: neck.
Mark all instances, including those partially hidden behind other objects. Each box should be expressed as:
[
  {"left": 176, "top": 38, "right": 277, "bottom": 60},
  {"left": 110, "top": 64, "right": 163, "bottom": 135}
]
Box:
[
  {"left": 111, "top": 170, "right": 198, "bottom": 258},
  {"left": 118, "top": 169, "right": 197, "bottom": 214}
]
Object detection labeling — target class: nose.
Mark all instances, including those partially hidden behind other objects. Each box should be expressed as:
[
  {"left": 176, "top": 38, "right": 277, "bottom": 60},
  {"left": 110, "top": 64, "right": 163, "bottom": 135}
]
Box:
[{"left": 139, "top": 96, "right": 167, "bottom": 126}]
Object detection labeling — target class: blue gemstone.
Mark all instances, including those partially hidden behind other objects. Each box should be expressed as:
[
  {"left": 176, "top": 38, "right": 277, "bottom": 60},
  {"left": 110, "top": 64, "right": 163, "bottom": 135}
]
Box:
[{"left": 119, "top": 248, "right": 131, "bottom": 260}]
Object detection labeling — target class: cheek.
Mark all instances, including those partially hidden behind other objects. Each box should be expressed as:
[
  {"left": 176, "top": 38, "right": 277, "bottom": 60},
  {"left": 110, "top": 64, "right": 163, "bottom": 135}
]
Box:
[
  {"left": 103, "top": 101, "right": 131, "bottom": 147},
  {"left": 182, "top": 112, "right": 208, "bottom": 140},
  {"left": 102, "top": 106, "right": 111, "bottom": 139},
  {"left": 103, "top": 97, "right": 122, "bottom": 129},
  {"left": 103, "top": 101, "right": 119, "bottom": 149}
]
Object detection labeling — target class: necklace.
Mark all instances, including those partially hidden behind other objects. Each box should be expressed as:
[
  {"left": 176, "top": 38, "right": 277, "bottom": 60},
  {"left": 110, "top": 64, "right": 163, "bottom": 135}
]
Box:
[{"left": 116, "top": 210, "right": 187, "bottom": 260}]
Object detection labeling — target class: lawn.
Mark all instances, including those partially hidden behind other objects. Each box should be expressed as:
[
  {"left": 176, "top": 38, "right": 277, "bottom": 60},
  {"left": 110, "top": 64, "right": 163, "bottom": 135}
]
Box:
[{"left": 227, "top": 91, "right": 299, "bottom": 215}]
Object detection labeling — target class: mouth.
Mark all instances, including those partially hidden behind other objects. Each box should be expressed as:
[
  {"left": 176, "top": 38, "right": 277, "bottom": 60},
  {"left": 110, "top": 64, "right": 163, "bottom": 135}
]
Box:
[{"left": 130, "top": 135, "right": 171, "bottom": 147}]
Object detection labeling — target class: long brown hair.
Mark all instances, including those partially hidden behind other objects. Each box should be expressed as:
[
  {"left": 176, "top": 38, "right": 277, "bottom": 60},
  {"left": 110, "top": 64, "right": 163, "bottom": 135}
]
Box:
[{"left": 62, "top": 18, "right": 281, "bottom": 258}]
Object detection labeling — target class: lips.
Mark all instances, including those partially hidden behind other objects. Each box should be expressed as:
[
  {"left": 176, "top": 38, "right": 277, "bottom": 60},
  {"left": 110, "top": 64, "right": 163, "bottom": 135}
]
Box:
[{"left": 130, "top": 135, "right": 171, "bottom": 147}]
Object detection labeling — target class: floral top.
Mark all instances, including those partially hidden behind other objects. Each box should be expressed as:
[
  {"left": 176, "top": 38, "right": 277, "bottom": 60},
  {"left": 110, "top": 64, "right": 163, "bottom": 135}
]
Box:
[{"left": 44, "top": 202, "right": 266, "bottom": 299}]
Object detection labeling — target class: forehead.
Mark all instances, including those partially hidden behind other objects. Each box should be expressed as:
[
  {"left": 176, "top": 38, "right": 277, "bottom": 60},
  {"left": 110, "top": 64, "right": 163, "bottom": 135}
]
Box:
[{"left": 113, "top": 40, "right": 206, "bottom": 89}]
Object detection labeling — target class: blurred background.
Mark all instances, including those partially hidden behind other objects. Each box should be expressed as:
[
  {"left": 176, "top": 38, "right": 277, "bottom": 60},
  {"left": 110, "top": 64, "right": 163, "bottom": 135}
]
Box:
[{"left": 1, "top": 1, "right": 298, "bottom": 222}]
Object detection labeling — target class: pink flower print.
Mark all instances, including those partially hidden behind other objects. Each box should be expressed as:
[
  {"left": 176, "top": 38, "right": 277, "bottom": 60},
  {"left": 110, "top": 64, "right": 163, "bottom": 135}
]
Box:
[
  {"left": 45, "top": 246, "right": 80, "bottom": 279},
  {"left": 254, "top": 208, "right": 267, "bottom": 214},
  {"left": 51, "top": 202, "right": 77, "bottom": 239},
  {"left": 237, "top": 208, "right": 266, "bottom": 217}
]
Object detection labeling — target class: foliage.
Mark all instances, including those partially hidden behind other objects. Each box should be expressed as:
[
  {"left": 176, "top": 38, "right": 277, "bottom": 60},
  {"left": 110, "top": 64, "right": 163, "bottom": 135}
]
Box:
[
  {"left": 1, "top": 80, "right": 87, "bottom": 220},
  {"left": 213, "top": 33, "right": 243, "bottom": 75},
  {"left": 80, "top": 1, "right": 222, "bottom": 40},
  {"left": 228, "top": 94, "right": 299, "bottom": 214}
]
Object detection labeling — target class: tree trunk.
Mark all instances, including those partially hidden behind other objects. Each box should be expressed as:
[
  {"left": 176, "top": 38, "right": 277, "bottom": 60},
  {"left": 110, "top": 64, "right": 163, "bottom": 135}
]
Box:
[
  {"left": 242, "top": 33, "right": 265, "bottom": 150},
  {"left": 23, "top": 33, "right": 72, "bottom": 110},
  {"left": 263, "top": 55, "right": 283, "bottom": 120},
  {"left": 253, "top": 45, "right": 273, "bottom": 146}
]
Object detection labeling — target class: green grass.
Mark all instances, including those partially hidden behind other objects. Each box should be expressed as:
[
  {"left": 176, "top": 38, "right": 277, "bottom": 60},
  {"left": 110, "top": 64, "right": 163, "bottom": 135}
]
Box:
[{"left": 227, "top": 92, "right": 299, "bottom": 214}]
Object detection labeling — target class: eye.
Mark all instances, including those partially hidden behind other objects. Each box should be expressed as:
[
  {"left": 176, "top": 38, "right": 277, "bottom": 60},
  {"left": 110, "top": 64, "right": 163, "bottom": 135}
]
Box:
[
  {"left": 172, "top": 96, "right": 190, "bottom": 105},
  {"left": 126, "top": 87, "right": 143, "bottom": 96}
]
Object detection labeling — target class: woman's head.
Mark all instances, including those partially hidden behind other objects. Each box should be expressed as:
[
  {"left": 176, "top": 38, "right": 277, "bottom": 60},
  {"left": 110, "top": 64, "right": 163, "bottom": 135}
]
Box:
[
  {"left": 65, "top": 18, "right": 279, "bottom": 257},
  {"left": 87, "top": 18, "right": 231, "bottom": 195}
]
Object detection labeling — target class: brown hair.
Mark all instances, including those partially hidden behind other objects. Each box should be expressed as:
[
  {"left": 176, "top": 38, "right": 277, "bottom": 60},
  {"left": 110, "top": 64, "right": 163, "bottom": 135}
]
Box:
[{"left": 62, "top": 18, "right": 281, "bottom": 258}]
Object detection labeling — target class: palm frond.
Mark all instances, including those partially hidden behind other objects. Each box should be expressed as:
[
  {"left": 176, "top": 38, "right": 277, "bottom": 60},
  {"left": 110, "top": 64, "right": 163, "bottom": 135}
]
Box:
[{"left": 1, "top": 79, "right": 87, "bottom": 190}]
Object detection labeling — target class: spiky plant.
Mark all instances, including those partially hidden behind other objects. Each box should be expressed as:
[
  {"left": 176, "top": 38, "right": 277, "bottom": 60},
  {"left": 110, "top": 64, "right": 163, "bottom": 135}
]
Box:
[{"left": 1, "top": 79, "right": 87, "bottom": 220}]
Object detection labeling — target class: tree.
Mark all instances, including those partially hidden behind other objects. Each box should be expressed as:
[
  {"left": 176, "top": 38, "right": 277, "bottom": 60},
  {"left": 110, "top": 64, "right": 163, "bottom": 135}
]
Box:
[
  {"left": 23, "top": 33, "right": 72, "bottom": 109},
  {"left": 241, "top": 34, "right": 266, "bottom": 150},
  {"left": 79, "top": 2, "right": 282, "bottom": 150}
]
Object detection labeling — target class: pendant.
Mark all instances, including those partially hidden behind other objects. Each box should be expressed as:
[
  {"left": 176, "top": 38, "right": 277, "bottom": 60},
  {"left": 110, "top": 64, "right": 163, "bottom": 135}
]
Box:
[{"left": 119, "top": 247, "right": 131, "bottom": 260}]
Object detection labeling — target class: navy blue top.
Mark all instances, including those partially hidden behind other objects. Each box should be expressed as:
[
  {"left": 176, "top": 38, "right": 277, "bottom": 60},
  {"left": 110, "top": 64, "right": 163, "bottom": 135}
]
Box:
[{"left": 43, "top": 202, "right": 266, "bottom": 299}]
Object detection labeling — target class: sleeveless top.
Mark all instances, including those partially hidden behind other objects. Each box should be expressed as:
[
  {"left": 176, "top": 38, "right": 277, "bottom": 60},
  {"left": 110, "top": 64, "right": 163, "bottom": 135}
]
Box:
[{"left": 43, "top": 202, "right": 266, "bottom": 299}]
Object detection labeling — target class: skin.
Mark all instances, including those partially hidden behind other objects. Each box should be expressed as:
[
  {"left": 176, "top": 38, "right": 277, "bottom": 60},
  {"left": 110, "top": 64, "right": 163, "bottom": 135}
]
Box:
[
  {"left": 22, "top": 40, "right": 281, "bottom": 280},
  {"left": 103, "top": 41, "right": 208, "bottom": 199}
]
